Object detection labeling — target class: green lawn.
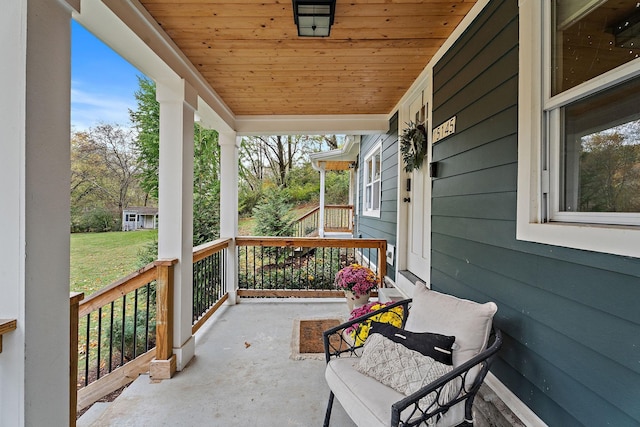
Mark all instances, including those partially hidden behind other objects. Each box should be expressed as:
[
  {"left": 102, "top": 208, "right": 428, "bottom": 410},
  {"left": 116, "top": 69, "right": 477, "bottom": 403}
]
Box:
[{"left": 70, "top": 230, "right": 157, "bottom": 296}]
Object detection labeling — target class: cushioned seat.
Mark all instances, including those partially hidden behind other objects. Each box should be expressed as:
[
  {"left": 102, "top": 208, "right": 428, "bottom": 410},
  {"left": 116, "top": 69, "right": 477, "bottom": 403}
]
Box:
[
  {"left": 325, "top": 357, "right": 404, "bottom": 427},
  {"left": 323, "top": 283, "right": 502, "bottom": 427}
]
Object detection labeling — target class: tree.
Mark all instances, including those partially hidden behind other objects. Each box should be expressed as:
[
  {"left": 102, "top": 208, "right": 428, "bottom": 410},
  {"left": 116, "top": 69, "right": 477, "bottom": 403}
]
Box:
[
  {"left": 579, "top": 128, "right": 640, "bottom": 212},
  {"left": 193, "top": 125, "right": 221, "bottom": 245},
  {"left": 130, "top": 76, "right": 160, "bottom": 200},
  {"left": 238, "top": 134, "right": 346, "bottom": 215},
  {"left": 70, "top": 124, "right": 144, "bottom": 231},
  {"left": 130, "top": 76, "right": 221, "bottom": 245},
  {"left": 252, "top": 188, "right": 296, "bottom": 237}
]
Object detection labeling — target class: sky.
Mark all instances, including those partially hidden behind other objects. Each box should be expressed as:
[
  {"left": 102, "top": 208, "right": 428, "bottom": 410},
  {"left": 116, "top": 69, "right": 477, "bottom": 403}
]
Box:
[{"left": 71, "top": 20, "right": 145, "bottom": 131}]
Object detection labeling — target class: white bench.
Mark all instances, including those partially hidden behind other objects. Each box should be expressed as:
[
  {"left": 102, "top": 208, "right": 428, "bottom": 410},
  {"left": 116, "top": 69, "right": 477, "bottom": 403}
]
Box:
[{"left": 323, "top": 284, "right": 502, "bottom": 427}]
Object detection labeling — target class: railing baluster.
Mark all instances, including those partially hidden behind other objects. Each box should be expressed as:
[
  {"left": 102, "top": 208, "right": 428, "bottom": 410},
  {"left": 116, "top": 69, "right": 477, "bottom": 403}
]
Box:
[
  {"left": 96, "top": 307, "right": 102, "bottom": 380},
  {"left": 133, "top": 288, "right": 139, "bottom": 358},
  {"left": 84, "top": 314, "right": 90, "bottom": 386},
  {"left": 145, "top": 284, "right": 150, "bottom": 351},
  {"left": 120, "top": 295, "right": 126, "bottom": 367},
  {"left": 108, "top": 301, "right": 114, "bottom": 372}
]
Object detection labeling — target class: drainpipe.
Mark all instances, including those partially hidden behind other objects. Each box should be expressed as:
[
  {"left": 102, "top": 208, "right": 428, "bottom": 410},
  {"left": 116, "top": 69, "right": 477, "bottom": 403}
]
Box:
[{"left": 319, "top": 164, "right": 326, "bottom": 237}]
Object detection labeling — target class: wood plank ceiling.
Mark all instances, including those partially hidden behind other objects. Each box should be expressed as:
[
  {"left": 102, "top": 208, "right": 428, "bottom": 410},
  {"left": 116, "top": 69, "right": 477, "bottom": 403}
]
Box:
[{"left": 139, "top": 0, "right": 477, "bottom": 116}]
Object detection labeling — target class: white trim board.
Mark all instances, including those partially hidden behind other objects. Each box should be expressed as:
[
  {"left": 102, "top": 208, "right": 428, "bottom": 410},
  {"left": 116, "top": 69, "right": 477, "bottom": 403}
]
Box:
[{"left": 484, "top": 373, "right": 549, "bottom": 427}]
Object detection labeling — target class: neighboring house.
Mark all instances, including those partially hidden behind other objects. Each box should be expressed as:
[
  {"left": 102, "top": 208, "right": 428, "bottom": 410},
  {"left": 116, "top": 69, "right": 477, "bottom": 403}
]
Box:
[
  {"left": 352, "top": 1, "right": 640, "bottom": 426},
  {"left": 122, "top": 207, "right": 158, "bottom": 231}
]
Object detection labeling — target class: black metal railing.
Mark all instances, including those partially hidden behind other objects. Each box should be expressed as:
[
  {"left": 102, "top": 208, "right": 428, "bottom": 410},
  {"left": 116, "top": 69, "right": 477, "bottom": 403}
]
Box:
[
  {"left": 192, "top": 238, "right": 231, "bottom": 333},
  {"left": 77, "top": 264, "right": 157, "bottom": 388},
  {"left": 236, "top": 237, "right": 386, "bottom": 293}
]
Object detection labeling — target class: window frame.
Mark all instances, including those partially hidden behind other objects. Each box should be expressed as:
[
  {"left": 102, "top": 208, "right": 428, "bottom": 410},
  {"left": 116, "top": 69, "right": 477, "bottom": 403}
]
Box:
[
  {"left": 362, "top": 141, "right": 382, "bottom": 218},
  {"left": 516, "top": 0, "right": 640, "bottom": 258}
]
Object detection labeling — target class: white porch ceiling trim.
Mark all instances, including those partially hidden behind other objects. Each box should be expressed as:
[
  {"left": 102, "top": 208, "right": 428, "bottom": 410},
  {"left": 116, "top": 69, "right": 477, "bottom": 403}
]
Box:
[{"left": 234, "top": 114, "right": 388, "bottom": 136}]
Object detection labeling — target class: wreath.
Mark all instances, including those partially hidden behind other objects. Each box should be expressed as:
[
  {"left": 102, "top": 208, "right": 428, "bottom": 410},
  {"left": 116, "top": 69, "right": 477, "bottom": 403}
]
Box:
[{"left": 400, "top": 122, "right": 428, "bottom": 173}]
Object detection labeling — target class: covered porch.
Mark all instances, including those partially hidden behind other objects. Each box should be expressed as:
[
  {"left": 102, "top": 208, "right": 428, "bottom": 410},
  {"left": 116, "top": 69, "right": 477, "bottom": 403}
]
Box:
[
  {"left": 1, "top": 0, "right": 496, "bottom": 424},
  {"left": 11, "top": 0, "right": 640, "bottom": 426}
]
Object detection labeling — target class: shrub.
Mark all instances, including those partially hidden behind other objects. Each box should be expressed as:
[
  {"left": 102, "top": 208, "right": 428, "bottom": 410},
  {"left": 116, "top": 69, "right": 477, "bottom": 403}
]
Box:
[
  {"left": 252, "top": 189, "right": 296, "bottom": 237},
  {"left": 73, "top": 207, "right": 118, "bottom": 232}
]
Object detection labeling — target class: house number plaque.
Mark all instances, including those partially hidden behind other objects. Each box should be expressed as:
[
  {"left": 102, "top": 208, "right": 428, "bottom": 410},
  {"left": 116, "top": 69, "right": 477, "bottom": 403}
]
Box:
[{"left": 432, "top": 116, "right": 456, "bottom": 143}]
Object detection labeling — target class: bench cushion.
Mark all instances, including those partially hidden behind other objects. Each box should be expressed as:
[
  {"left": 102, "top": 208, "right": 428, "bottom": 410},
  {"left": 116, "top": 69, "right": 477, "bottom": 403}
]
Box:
[{"left": 326, "top": 357, "right": 404, "bottom": 427}]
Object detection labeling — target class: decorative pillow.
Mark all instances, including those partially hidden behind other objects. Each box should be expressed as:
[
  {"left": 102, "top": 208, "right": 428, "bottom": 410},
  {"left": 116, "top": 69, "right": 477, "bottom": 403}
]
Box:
[
  {"left": 356, "top": 333, "right": 461, "bottom": 424},
  {"left": 368, "top": 321, "right": 455, "bottom": 365},
  {"left": 406, "top": 283, "right": 497, "bottom": 368},
  {"left": 346, "top": 302, "right": 404, "bottom": 346}
]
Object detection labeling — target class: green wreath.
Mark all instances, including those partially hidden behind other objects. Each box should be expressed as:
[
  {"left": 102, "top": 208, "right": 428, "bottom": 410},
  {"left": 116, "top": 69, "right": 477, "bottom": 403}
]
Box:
[{"left": 400, "top": 122, "right": 428, "bottom": 173}]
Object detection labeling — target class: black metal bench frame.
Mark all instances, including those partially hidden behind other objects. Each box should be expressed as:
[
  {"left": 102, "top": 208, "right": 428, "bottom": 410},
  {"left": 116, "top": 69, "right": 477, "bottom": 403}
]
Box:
[{"left": 323, "top": 298, "right": 503, "bottom": 427}]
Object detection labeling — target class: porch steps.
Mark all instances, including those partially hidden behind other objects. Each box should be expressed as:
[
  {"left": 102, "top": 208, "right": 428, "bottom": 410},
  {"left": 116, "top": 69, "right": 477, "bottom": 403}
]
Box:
[{"left": 77, "top": 402, "right": 111, "bottom": 427}]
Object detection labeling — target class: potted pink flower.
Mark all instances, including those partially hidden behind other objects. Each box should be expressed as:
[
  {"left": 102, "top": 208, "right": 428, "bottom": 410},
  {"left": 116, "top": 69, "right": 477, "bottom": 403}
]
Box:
[{"left": 335, "top": 263, "right": 378, "bottom": 310}]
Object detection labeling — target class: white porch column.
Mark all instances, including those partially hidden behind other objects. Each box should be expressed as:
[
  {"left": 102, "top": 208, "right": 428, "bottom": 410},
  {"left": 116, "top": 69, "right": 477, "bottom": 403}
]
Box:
[
  {"left": 0, "top": 0, "right": 75, "bottom": 425},
  {"left": 219, "top": 132, "right": 239, "bottom": 304},
  {"left": 157, "top": 79, "right": 197, "bottom": 371},
  {"left": 319, "top": 165, "right": 326, "bottom": 237}
]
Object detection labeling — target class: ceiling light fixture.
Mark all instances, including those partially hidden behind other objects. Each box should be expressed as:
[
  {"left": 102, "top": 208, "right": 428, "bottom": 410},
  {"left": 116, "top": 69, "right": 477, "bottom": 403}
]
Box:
[{"left": 292, "top": 0, "right": 336, "bottom": 37}]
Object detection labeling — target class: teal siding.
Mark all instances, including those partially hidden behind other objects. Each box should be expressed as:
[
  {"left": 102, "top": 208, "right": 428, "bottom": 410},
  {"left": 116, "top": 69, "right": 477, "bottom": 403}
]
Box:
[
  {"left": 358, "top": 113, "right": 399, "bottom": 280},
  {"left": 431, "top": 0, "right": 640, "bottom": 426}
]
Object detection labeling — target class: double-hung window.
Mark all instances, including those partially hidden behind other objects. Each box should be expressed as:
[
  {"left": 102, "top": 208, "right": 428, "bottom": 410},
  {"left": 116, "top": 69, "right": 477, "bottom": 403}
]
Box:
[
  {"left": 518, "top": 0, "right": 640, "bottom": 257},
  {"left": 363, "top": 143, "right": 382, "bottom": 217}
]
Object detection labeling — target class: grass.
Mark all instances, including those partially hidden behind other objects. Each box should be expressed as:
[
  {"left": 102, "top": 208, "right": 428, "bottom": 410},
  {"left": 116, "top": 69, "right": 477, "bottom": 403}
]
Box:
[{"left": 70, "top": 230, "right": 157, "bottom": 296}]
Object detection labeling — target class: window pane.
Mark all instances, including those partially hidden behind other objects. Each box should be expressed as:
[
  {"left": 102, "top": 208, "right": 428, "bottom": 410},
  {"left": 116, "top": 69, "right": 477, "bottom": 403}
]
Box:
[
  {"left": 365, "top": 185, "right": 372, "bottom": 209},
  {"left": 561, "top": 76, "right": 640, "bottom": 213},
  {"left": 552, "top": 1, "right": 640, "bottom": 96},
  {"left": 374, "top": 152, "right": 381, "bottom": 180},
  {"left": 373, "top": 181, "right": 380, "bottom": 210},
  {"left": 367, "top": 158, "right": 373, "bottom": 183}
]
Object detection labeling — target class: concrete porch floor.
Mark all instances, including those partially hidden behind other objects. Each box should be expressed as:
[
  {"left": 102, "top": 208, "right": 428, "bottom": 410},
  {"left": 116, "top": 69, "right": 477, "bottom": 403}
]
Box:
[{"left": 82, "top": 299, "right": 357, "bottom": 426}]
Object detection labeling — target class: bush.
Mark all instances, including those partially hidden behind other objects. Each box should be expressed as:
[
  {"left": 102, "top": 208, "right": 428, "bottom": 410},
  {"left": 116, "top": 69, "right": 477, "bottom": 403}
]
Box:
[
  {"left": 73, "top": 207, "right": 119, "bottom": 232},
  {"left": 252, "top": 189, "right": 296, "bottom": 237},
  {"left": 239, "top": 187, "right": 263, "bottom": 217},
  {"left": 325, "top": 171, "right": 349, "bottom": 205}
]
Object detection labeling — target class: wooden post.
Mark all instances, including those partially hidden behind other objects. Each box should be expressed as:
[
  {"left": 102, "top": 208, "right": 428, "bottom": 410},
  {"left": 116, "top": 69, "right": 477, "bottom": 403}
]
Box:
[
  {"left": 150, "top": 259, "right": 178, "bottom": 380},
  {"left": 0, "top": 319, "right": 17, "bottom": 354},
  {"left": 69, "top": 292, "right": 84, "bottom": 427},
  {"left": 377, "top": 241, "right": 387, "bottom": 288}
]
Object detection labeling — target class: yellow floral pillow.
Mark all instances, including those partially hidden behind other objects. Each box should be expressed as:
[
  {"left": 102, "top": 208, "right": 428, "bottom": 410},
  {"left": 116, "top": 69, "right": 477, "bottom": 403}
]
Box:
[{"left": 347, "top": 302, "right": 404, "bottom": 346}]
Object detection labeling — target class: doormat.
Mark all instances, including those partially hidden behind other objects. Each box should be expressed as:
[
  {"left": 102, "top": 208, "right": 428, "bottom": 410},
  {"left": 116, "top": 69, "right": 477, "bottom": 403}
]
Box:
[{"left": 291, "top": 318, "right": 342, "bottom": 360}]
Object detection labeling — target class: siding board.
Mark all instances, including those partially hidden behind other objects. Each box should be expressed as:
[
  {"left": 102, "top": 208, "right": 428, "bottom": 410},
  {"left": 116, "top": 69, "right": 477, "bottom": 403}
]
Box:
[
  {"left": 432, "top": 266, "right": 640, "bottom": 424},
  {"left": 431, "top": 192, "right": 516, "bottom": 220},
  {"left": 432, "top": 163, "right": 518, "bottom": 197},
  {"left": 429, "top": 0, "right": 640, "bottom": 425},
  {"left": 431, "top": 251, "right": 640, "bottom": 374},
  {"left": 436, "top": 22, "right": 519, "bottom": 110},
  {"left": 433, "top": 0, "right": 512, "bottom": 76},
  {"left": 435, "top": 76, "right": 518, "bottom": 137},
  {"left": 432, "top": 106, "right": 517, "bottom": 161},
  {"left": 432, "top": 234, "right": 640, "bottom": 324},
  {"left": 434, "top": 135, "right": 517, "bottom": 178}
]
